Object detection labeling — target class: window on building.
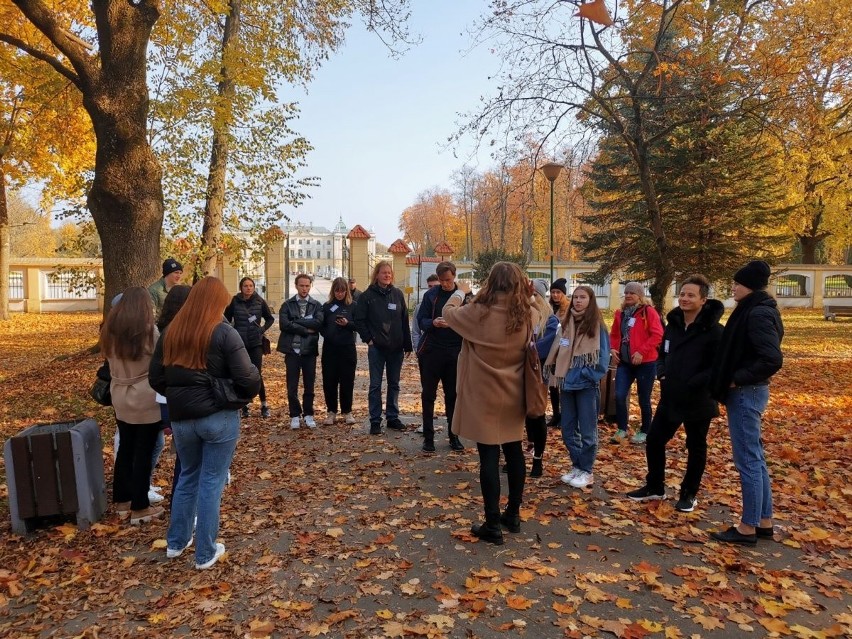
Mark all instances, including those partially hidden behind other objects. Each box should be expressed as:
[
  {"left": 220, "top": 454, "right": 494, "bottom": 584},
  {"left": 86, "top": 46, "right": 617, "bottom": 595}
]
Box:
[
  {"left": 298, "top": 239, "right": 303, "bottom": 244},
  {"left": 327, "top": 239, "right": 331, "bottom": 245},
  {"left": 298, "top": 249, "right": 303, "bottom": 258},
  {"left": 327, "top": 251, "right": 331, "bottom": 259},
  {"left": 316, "top": 239, "right": 321, "bottom": 245},
  {"left": 290, "top": 250, "right": 295, "bottom": 258},
  {"left": 306, "top": 249, "right": 312, "bottom": 258}
]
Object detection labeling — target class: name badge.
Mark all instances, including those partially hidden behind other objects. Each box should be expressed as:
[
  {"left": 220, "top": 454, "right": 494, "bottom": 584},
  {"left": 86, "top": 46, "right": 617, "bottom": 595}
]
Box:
[
  {"left": 305, "top": 315, "right": 313, "bottom": 319},
  {"left": 248, "top": 314, "right": 257, "bottom": 323},
  {"left": 627, "top": 317, "right": 636, "bottom": 328},
  {"left": 388, "top": 303, "right": 397, "bottom": 311},
  {"left": 330, "top": 304, "right": 339, "bottom": 313},
  {"left": 664, "top": 339, "right": 670, "bottom": 353},
  {"left": 560, "top": 337, "right": 570, "bottom": 348}
]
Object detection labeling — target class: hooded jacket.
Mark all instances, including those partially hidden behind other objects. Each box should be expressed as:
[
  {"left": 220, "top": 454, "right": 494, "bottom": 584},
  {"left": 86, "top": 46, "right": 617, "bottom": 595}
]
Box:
[
  {"left": 610, "top": 304, "right": 664, "bottom": 364},
  {"left": 353, "top": 283, "right": 412, "bottom": 352},
  {"left": 657, "top": 299, "right": 724, "bottom": 422}
]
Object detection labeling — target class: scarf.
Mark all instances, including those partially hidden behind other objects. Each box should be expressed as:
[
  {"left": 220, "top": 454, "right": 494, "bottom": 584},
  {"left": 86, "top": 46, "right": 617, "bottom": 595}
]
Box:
[
  {"left": 709, "top": 290, "right": 770, "bottom": 400},
  {"left": 544, "top": 308, "right": 601, "bottom": 388}
]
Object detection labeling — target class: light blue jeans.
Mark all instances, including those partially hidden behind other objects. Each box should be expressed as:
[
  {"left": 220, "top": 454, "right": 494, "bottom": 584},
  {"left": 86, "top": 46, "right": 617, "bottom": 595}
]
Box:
[
  {"left": 725, "top": 385, "right": 772, "bottom": 527},
  {"left": 168, "top": 410, "right": 240, "bottom": 565},
  {"left": 560, "top": 386, "right": 600, "bottom": 473}
]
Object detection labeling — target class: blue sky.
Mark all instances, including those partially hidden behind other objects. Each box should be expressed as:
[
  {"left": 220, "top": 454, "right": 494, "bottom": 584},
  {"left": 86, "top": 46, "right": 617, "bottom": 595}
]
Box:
[{"left": 282, "top": 1, "right": 499, "bottom": 245}]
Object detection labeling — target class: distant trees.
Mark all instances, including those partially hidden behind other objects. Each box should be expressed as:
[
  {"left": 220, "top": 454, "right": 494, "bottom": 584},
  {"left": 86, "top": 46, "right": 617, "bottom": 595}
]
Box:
[{"left": 472, "top": 248, "right": 529, "bottom": 285}]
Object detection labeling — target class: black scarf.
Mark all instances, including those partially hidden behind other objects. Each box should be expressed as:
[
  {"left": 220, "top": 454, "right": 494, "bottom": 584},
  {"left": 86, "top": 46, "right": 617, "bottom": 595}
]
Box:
[{"left": 709, "top": 290, "right": 770, "bottom": 400}]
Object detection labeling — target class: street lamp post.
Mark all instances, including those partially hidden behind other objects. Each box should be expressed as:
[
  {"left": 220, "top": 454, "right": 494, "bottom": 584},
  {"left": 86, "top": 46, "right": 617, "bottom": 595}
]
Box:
[{"left": 540, "top": 162, "right": 563, "bottom": 283}]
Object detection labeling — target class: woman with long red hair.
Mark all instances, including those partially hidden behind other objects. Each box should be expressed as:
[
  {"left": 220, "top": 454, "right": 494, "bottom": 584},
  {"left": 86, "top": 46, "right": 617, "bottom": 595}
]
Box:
[{"left": 149, "top": 277, "right": 260, "bottom": 569}]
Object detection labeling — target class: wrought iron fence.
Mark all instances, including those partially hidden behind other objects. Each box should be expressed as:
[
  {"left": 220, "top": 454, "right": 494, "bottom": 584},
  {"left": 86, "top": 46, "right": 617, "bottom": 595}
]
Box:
[
  {"left": 824, "top": 274, "right": 852, "bottom": 298},
  {"left": 45, "top": 271, "right": 97, "bottom": 300},
  {"left": 8, "top": 271, "right": 24, "bottom": 299}
]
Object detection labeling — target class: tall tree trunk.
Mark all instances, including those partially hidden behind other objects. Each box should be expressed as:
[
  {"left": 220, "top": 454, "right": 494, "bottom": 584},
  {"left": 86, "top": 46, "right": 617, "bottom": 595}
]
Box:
[
  {"left": 0, "top": 166, "right": 9, "bottom": 320},
  {"left": 200, "top": 0, "right": 242, "bottom": 277}
]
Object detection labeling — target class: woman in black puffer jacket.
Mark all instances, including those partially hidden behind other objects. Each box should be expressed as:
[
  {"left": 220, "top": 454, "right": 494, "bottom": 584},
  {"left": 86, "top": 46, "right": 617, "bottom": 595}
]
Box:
[
  {"left": 149, "top": 276, "right": 260, "bottom": 570},
  {"left": 224, "top": 277, "right": 274, "bottom": 418}
]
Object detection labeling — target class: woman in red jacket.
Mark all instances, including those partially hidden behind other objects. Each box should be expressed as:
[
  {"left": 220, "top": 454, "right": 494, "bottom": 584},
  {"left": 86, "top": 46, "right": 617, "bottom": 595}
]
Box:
[{"left": 609, "top": 282, "right": 663, "bottom": 444}]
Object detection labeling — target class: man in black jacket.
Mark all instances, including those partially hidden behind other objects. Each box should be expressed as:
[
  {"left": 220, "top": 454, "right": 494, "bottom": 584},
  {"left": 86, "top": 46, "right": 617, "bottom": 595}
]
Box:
[
  {"left": 626, "top": 275, "right": 723, "bottom": 512},
  {"left": 416, "top": 261, "right": 466, "bottom": 453},
  {"left": 709, "top": 260, "right": 783, "bottom": 545},
  {"left": 277, "top": 274, "right": 324, "bottom": 430},
  {"left": 354, "top": 261, "right": 413, "bottom": 434}
]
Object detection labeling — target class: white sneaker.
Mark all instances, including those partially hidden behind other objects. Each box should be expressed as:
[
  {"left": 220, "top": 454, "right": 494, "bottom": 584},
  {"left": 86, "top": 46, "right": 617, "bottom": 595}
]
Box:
[
  {"left": 560, "top": 469, "right": 579, "bottom": 484},
  {"left": 290, "top": 417, "right": 301, "bottom": 430},
  {"left": 148, "top": 487, "right": 164, "bottom": 504},
  {"left": 569, "top": 471, "right": 594, "bottom": 488},
  {"left": 343, "top": 413, "right": 356, "bottom": 425},
  {"left": 195, "top": 543, "right": 225, "bottom": 570},
  {"left": 323, "top": 413, "right": 336, "bottom": 426},
  {"left": 415, "top": 425, "right": 424, "bottom": 434},
  {"left": 304, "top": 415, "right": 317, "bottom": 429},
  {"left": 166, "top": 536, "right": 193, "bottom": 559}
]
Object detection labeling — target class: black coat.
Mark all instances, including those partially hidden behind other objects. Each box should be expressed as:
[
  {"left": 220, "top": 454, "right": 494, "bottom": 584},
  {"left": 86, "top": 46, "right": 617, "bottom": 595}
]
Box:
[
  {"left": 320, "top": 300, "right": 357, "bottom": 347},
  {"left": 277, "top": 295, "right": 324, "bottom": 356},
  {"left": 656, "top": 299, "right": 724, "bottom": 422},
  {"left": 710, "top": 291, "right": 784, "bottom": 400},
  {"left": 149, "top": 322, "right": 261, "bottom": 421},
  {"left": 353, "top": 283, "right": 412, "bottom": 352},
  {"left": 224, "top": 292, "right": 274, "bottom": 349}
]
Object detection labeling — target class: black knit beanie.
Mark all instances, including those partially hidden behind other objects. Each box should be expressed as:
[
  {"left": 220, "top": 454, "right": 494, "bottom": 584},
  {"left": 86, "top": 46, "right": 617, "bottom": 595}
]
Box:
[
  {"left": 550, "top": 278, "right": 568, "bottom": 295},
  {"left": 733, "top": 260, "right": 771, "bottom": 291}
]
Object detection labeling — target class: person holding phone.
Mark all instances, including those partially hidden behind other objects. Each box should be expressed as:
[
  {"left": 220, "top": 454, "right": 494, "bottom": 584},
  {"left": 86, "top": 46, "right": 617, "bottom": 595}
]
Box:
[{"left": 319, "top": 277, "right": 358, "bottom": 425}]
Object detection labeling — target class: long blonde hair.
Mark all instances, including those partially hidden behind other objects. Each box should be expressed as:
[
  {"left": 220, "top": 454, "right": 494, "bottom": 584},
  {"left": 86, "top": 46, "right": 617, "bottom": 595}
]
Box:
[
  {"left": 532, "top": 290, "right": 552, "bottom": 335},
  {"left": 164, "top": 277, "right": 231, "bottom": 369},
  {"left": 370, "top": 260, "right": 394, "bottom": 286},
  {"left": 472, "top": 261, "right": 532, "bottom": 334}
]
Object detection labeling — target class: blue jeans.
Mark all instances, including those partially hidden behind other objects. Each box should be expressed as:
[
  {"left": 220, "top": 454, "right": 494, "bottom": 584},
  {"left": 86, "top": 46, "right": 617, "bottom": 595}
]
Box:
[
  {"left": 168, "top": 410, "right": 240, "bottom": 565},
  {"left": 615, "top": 362, "right": 656, "bottom": 432},
  {"left": 367, "top": 346, "right": 403, "bottom": 424},
  {"left": 725, "top": 385, "right": 772, "bottom": 527},
  {"left": 560, "top": 386, "right": 599, "bottom": 473}
]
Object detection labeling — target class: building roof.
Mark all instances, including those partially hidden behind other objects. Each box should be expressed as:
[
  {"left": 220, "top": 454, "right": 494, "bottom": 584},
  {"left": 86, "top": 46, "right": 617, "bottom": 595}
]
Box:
[
  {"left": 388, "top": 239, "right": 412, "bottom": 254},
  {"left": 347, "top": 224, "right": 372, "bottom": 239},
  {"left": 433, "top": 241, "right": 454, "bottom": 255},
  {"left": 405, "top": 256, "right": 442, "bottom": 265},
  {"left": 280, "top": 222, "right": 334, "bottom": 235}
]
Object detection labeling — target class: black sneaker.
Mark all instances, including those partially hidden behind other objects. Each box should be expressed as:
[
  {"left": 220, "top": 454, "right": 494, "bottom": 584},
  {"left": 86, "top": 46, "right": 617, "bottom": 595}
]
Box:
[
  {"left": 241, "top": 406, "right": 249, "bottom": 418},
  {"left": 422, "top": 440, "right": 436, "bottom": 453},
  {"left": 449, "top": 436, "right": 465, "bottom": 451},
  {"left": 386, "top": 418, "right": 406, "bottom": 431},
  {"left": 626, "top": 485, "right": 666, "bottom": 501},
  {"left": 369, "top": 423, "right": 382, "bottom": 435},
  {"left": 675, "top": 494, "right": 697, "bottom": 512},
  {"left": 260, "top": 406, "right": 271, "bottom": 419}
]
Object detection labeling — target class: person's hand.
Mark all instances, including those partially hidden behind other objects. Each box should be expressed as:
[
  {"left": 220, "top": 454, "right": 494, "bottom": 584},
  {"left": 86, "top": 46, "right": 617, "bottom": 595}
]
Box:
[
  {"left": 457, "top": 280, "right": 472, "bottom": 295},
  {"left": 610, "top": 349, "right": 620, "bottom": 364},
  {"left": 631, "top": 352, "right": 643, "bottom": 366},
  {"left": 433, "top": 317, "right": 448, "bottom": 328},
  {"left": 336, "top": 317, "right": 348, "bottom": 326}
]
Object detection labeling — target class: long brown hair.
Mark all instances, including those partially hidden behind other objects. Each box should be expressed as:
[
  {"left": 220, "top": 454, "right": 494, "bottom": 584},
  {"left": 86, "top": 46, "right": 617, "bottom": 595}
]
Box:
[
  {"left": 328, "top": 277, "right": 352, "bottom": 305},
  {"left": 99, "top": 286, "right": 155, "bottom": 361},
  {"left": 472, "top": 261, "right": 531, "bottom": 334},
  {"left": 164, "top": 277, "right": 231, "bottom": 369},
  {"left": 571, "top": 285, "right": 604, "bottom": 338}
]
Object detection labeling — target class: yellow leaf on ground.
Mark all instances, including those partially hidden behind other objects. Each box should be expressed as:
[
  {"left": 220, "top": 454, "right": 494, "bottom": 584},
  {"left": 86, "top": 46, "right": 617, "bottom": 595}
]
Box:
[
  {"left": 325, "top": 527, "right": 344, "bottom": 538},
  {"left": 151, "top": 539, "right": 168, "bottom": 549},
  {"left": 376, "top": 609, "right": 393, "bottom": 619},
  {"left": 506, "top": 594, "right": 534, "bottom": 610},
  {"left": 204, "top": 613, "right": 227, "bottom": 626}
]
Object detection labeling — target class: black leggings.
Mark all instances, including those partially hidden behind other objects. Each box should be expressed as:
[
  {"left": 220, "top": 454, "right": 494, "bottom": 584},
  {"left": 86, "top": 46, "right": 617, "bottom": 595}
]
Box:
[
  {"left": 525, "top": 415, "right": 547, "bottom": 457},
  {"left": 476, "top": 441, "right": 525, "bottom": 519},
  {"left": 114, "top": 419, "right": 161, "bottom": 510},
  {"left": 246, "top": 345, "right": 266, "bottom": 402}
]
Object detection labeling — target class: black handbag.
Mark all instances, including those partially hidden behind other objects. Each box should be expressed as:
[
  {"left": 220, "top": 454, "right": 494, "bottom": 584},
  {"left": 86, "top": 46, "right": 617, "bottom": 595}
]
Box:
[
  {"left": 90, "top": 361, "right": 112, "bottom": 406},
  {"left": 208, "top": 374, "right": 253, "bottom": 410}
]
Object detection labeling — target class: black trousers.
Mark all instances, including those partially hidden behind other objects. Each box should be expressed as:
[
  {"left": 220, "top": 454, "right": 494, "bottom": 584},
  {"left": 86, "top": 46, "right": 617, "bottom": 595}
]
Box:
[
  {"left": 477, "top": 441, "right": 525, "bottom": 520},
  {"left": 549, "top": 386, "right": 560, "bottom": 417},
  {"left": 645, "top": 405, "right": 711, "bottom": 498},
  {"left": 246, "top": 344, "right": 267, "bottom": 402},
  {"left": 285, "top": 353, "right": 317, "bottom": 417},
  {"left": 113, "top": 419, "right": 161, "bottom": 510},
  {"left": 418, "top": 347, "right": 458, "bottom": 442},
  {"left": 525, "top": 414, "right": 547, "bottom": 457},
  {"left": 321, "top": 344, "right": 357, "bottom": 413}
]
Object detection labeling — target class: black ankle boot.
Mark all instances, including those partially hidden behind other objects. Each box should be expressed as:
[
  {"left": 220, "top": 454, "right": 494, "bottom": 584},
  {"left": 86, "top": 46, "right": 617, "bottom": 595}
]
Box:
[
  {"left": 449, "top": 435, "right": 465, "bottom": 451},
  {"left": 500, "top": 511, "right": 521, "bottom": 533},
  {"left": 471, "top": 518, "right": 504, "bottom": 545},
  {"left": 530, "top": 457, "right": 543, "bottom": 477}
]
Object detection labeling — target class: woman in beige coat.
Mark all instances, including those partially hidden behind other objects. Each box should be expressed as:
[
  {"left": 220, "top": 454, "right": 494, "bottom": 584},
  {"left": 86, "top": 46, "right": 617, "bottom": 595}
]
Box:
[
  {"left": 101, "top": 287, "right": 163, "bottom": 525},
  {"left": 443, "top": 262, "right": 539, "bottom": 545}
]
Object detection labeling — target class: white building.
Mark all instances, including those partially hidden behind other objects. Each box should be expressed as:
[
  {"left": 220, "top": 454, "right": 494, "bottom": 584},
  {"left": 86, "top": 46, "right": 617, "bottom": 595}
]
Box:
[{"left": 281, "top": 217, "right": 375, "bottom": 279}]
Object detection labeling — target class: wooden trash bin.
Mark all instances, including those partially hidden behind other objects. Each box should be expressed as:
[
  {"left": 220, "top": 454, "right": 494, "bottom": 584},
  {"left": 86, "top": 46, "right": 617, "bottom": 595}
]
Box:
[{"left": 4, "top": 419, "right": 107, "bottom": 535}]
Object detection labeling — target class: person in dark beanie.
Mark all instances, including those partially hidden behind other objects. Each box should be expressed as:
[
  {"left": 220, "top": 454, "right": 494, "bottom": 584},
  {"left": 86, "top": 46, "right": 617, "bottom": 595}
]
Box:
[
  {"left": 547, "top": 278, "right": 569, "bottom": 427},
  {"left": 148, "top": 259, "right": 184, "bottom": 317},
  {"left": 709, "top": 260, "right": 783, "bottom": 545}
]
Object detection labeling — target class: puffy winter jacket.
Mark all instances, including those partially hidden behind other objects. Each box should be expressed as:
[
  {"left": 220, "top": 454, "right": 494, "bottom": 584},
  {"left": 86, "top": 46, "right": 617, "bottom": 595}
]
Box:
[
  {"left": 610, "top": 304, "right": 664, "bottom": 363},
  {"left": 224, "top": 292, "right": 274, "bottom": 349},
  {"left": 148, "top": 322, "right": 261, "bottom": 420},
  {"left": 353, "top": 283, "right": 412, "bottom": 352}
]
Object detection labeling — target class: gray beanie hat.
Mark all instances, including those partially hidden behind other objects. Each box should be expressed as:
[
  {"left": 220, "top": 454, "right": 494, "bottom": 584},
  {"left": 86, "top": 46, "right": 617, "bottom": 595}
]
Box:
[
  {"left": 624, "top": 282, "right": 645, "bottom": 296},
  {"left": 532, "top": 278, "right": 549, "bottom": 298}
]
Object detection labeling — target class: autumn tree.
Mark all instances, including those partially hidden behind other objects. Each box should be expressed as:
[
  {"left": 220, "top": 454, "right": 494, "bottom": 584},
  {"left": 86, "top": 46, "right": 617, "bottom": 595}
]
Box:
[
  {"left": 472, "top": 247, "right": 528, "bottom": 285},
  {"left": 462, "top": 0, "right": 787, "bottom": 309},
  {"left": 398, "top": 187, "right": 464, "bottom": 255}
]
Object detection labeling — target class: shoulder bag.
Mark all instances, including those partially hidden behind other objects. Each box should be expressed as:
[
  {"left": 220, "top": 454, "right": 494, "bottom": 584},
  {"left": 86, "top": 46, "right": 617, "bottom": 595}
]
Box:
[
  {"left": 90, "top": 360, "right": 112, "bottom": 406},
  {"left": 208, "top": 374, "right": 254, "bottom": 410},
  {"left": 523, "top": 320, "right": 548, "bottom": 418}
]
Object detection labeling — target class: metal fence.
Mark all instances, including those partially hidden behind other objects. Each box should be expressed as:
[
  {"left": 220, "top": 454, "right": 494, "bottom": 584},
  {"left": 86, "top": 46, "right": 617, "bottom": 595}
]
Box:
[
  {"left": 8, "top": 271, "right": 24, "bottom": 299},
  {"left": 775, "top": 274, "right": 808, "bottom": 297},
  {"left": 824, "top": 274, "right": 852, "bottom": 298},
  {"left": 45, "top": 271, "right": 97, "bottom": 300}
]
